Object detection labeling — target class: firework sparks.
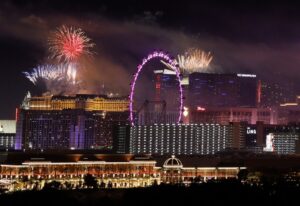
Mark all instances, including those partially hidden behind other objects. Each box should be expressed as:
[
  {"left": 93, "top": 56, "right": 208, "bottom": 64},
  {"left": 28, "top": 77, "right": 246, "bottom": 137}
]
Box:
[
  {"left": 162, "top": 48, "right": 213, "bottom": 74},
  {"left": 23, "top": 65, "right": 61, "bottom": 85},
  {"left": 23, "top": 64, "right": 77, "bottom": 84},
  {"left": 23, "top": 64, "right": 79, "bottom": 94},
  {"left": 48, "top": 25, "right": 95, "bottom": 62},
  {"left": 178, "top": 48, "right": 213, "bottom": 72}
]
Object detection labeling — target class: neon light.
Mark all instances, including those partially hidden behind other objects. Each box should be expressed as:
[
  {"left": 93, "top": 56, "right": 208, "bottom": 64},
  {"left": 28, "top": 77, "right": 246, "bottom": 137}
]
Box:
[
  {"left": 183, "top": 107, "right": 189, "bottom": 117},
  {"left": 129, "top": 51, "right": 183, "bottom": 125},
  {"left": 15, "top": 108, "right": 19, "bottom": 121},
  {"left": 237, "top": 74, "right": 256, "bottom": 78},
  {"left": 280, "top": 103, "right": 298, "bottom": 106},
  {"left": 21, "top": 161, "right": 156, "bottom": 166},
  {"left": 197, "top": 106, "right": 206, "bottom": 111}
]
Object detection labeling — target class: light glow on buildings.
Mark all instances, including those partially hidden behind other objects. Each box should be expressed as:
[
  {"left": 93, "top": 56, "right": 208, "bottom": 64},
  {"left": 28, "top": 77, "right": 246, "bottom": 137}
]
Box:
[
  {"left": 0, "top": 154, "right": 244, "bottom": 190},
  {"left": 263, "top": 133, "right": 274, "bottom": 152}
]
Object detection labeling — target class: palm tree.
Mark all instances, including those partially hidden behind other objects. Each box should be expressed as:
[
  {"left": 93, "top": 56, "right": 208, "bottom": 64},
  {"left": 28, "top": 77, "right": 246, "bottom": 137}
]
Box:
[
  {"left": 83, "top": 174, "right": 98, "bottom": 189},
  {"left": 63, "top": 167, "right": 69, "bottom": 179},
  {"left": 18, "top": 167, "right": 28, "bottom": 180}
]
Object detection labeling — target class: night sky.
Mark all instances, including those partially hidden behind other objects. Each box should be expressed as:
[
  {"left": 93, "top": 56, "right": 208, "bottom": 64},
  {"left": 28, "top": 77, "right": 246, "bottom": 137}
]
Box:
[{"left": 1, "top": 0, "right": 300, "bottom": 118}]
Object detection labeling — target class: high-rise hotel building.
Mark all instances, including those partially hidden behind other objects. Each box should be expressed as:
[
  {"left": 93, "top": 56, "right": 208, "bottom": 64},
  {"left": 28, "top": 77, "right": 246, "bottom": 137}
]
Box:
[
  {"left": 188, "top": 73, "right": 258, "bottom": 108},
  {"left": 129, "top": 123, "right": 238, "bottom": 155},
  {"left": 15, "top": 93, "right": 129, "bottom": 151}
]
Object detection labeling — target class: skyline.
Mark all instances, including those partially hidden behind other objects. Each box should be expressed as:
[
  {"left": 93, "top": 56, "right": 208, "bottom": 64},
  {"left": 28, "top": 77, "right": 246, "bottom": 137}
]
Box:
[
  {"left": 1, "top": 0, "right": 300, "bottom": 118},
  {"left": 1, "top": 1, "right": 300, "bottom": 201}
]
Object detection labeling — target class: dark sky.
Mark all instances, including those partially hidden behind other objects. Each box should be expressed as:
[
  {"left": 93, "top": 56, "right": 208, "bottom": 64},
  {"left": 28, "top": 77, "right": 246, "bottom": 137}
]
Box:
[{"left": 1, "top": 0, "right": 300, "bottom": 118}]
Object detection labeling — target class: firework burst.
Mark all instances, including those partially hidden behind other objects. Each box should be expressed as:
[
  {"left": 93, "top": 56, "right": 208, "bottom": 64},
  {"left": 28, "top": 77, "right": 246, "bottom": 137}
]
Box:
[
  {"left": 48, "top": 25, "right": 95, "bottom": 62},
  {"left": 178, "top": 48, "right": 213, "bottom": 73},
  {"left": 23, "top": 64, "right": 79, "bottom": 94},
  {"left": 162, "top": 48, "right": 213, "bottom": 74},
  {"left": 23, "top": 64, "right": 77, "bottom": 84}
]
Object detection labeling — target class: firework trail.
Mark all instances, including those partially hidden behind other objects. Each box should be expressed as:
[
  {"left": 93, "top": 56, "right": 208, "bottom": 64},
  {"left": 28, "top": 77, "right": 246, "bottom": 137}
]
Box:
[
  {"left": 66, "top": 63, "right": 77, "bottom": 84},
  {"left": 162, "top": 48, "right": 213, "bottom": 74},
  {"left": 48, "top": 25, "right": 95, "bottom": 63},
  {"left": 23, "top": 25, "right": 94, "bottom": 95}
]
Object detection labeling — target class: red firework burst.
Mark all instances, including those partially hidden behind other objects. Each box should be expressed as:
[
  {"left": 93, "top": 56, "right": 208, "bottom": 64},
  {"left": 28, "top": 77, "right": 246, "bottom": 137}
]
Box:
[{"left": 48, "top": 25, "right": 94, "bottom": 62}]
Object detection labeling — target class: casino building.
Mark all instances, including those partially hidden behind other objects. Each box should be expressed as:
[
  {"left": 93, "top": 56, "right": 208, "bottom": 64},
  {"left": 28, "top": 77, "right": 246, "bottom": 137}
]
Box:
[
  {"left": 15, "top": 93, "right": 129, "bottom": 151},
  {"left": 0, "top": 152, "right": 244, "bottom": 191}
]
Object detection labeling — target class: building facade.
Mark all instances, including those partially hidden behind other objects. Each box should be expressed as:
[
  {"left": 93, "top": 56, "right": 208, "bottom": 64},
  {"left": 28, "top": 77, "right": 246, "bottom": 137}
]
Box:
[
  {"left": 189, "top": 107, "right": 277, "bottom": 125},
  {"left": 0, "top": 120, "right": 16, "bottom": 150},
  {"left": 188, "top": 73, "right": 258, "bottom": 108},
  {"left": 129, "top": 124, "right": 234, "bottom": 155},
  {"left": 277, "top": 104, "right": 300, "bottom": 125},
  {"left": 272, "top": 133, "right": 299, "bottom": 154},
  {"left": 15, "top": 94, "right": 129, "bottom": 151},
  {"left": 113, "top": 125, "right": 131, "bottom": 154},
  {"left": 261, "top": 81, "right": 296, "bottom": 107},
  {"left": 153, "top": 69, "right": 180, "bottom": 111},
  {"left": 0, "top": 153, "right": 243, "bottom": 191},
  {"left": 242, "top": 123, "right": 300, "bottom": 154}
]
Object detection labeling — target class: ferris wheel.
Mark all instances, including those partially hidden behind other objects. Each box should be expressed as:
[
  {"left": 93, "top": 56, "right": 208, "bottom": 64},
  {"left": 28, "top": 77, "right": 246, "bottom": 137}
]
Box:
[{"left": 129, "top": 51, "right": 183, "bottom": 126}]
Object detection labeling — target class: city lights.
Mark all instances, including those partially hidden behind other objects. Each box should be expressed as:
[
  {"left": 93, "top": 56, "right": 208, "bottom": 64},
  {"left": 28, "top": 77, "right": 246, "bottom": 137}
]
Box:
[{"left": 1, "top": 2, "right": 300, "bottom": 202}]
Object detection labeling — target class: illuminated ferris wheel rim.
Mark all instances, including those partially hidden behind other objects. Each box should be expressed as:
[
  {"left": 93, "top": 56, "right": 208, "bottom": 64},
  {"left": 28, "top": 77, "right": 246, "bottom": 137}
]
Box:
[{"left": 129, "top": 51, "right": 183, "bottom": 126}]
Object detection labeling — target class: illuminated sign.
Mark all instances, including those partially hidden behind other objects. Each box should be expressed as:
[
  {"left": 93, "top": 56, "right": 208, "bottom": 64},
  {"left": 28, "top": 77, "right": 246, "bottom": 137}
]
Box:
[
  {"left": 237, "top": 74, "right": 256, "bottom": 78},
  {"left": 263, "top": 133, "right": 274, "bottom": 152},
  {"left": 280, "top": 103, "right": 298, "bottom": 107},
  {"left": 183, "top": 107, "right": 189, "bottom": 117},
  {"left": 246, "top": 127, "right": 256, "bottom": 134},
  {"left": 197, "top": 106, "right": 206, "bottom": 111}
]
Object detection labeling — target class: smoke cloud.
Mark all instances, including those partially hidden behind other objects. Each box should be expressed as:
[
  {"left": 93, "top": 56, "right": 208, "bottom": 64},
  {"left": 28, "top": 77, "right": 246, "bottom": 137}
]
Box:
[{"left": 0, "top": 3, "right": 300, "bottom": 117}]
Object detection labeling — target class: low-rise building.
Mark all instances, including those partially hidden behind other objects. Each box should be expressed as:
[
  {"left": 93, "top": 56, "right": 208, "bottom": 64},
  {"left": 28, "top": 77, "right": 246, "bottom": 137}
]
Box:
[{"left": 0, "top": 152, "right": 244, "bottom": 191}]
